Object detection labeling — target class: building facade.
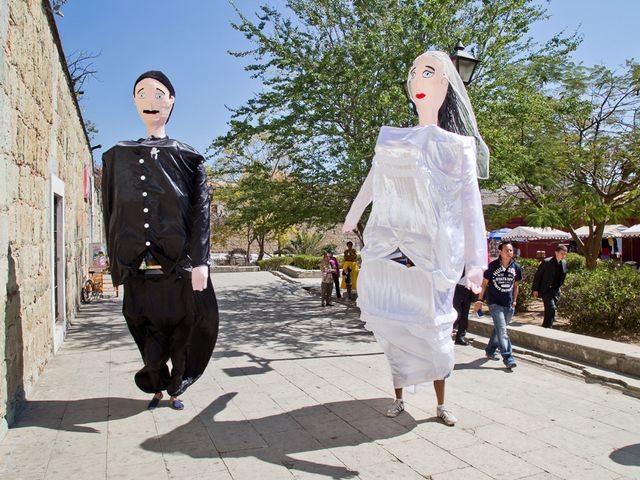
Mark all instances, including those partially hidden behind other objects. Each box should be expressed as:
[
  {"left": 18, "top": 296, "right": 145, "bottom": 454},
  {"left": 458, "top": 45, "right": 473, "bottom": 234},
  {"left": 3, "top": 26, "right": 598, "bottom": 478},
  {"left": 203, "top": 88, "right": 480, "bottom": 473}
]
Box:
[{"left": 0, "top": 0, "right": 100, "bottom": 438}]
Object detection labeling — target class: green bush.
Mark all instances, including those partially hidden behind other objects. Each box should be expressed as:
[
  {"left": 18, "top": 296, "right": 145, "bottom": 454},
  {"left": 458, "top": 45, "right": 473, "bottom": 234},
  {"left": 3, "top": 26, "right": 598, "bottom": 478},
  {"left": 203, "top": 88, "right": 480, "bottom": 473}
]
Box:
[
  {"left": 558, "top": 264, "right": 640, "bottom": 334},
  {"left": 256, "top": 256, "right": 293, "bottom": 271},
  {"left": 514, "top": 257, "right": 540, "bottom": 313},
  {"left": 291, "top": 255, "right": 324, "bottom": 270},
  {"left": 321, "top": 243, "right": 337, "bottom": 254},
  {"left": 565, "top": 252, "right": 585, "bottom": 272}
]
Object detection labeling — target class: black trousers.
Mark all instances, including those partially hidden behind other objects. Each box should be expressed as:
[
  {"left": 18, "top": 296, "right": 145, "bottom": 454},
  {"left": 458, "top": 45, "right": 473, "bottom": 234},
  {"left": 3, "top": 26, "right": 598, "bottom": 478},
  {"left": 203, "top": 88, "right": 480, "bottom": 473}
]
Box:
[
  {"left": 332, "top": 273, "right": 341, "bottom": 298},
  {"left": 123, "top": 273, "right": 219, "bottom": 396},
  {"left": 453, "top": 284, "right": 475, "bottom": 340},
  {"left": 542, "top": 289, "right": 560, "bottom": 328}
]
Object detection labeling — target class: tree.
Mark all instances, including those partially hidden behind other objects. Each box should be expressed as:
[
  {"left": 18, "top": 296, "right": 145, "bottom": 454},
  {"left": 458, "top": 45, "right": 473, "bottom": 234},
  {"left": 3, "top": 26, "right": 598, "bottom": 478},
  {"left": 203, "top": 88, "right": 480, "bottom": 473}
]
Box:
[
  {"left": 66, "top": 50, "right": 100, "bottom": 98},
  {"left": 210, "top": 136, "right": 321, "bottom": 260},
  {"left": 211, "top": 0, "right": 577, "bottom": 238},
  {"left": 484, "top": 60, "right": 640, "bottom": 268}
]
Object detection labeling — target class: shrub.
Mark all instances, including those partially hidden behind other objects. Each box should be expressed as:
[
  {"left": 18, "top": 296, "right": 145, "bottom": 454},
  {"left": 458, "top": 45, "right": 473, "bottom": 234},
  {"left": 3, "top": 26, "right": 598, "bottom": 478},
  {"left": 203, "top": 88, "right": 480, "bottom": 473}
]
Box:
[
  {"left": 321, "top": 243, "right": 337, "bottom": 254},
  {"left": 291, "top": 255, "right": 324, "bottom": 270},
  {"left": 565, "top": 252, "right": 585, "bottom": 272},
  {"left": 257, "top": 256, "right": 293, "bottom": 271},
  {"left": 558, "top": 264, "right": 640, "bottom": 334},
  {"left": 282, "top": 230, "right": 324, "bottom": 255},
  {"left": 514, "top": 257, "right": 540, "bottom": 313}
]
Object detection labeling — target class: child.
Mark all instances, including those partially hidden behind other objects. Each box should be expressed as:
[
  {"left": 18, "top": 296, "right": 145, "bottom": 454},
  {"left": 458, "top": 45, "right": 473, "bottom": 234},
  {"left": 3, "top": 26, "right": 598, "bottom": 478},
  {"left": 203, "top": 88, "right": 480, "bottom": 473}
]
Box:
[
  {"left": 320, "top": 253, "right": 334, "bottom": 306},
  {"left": 342, "top": 267, "right": 353, "bottom": 300}
]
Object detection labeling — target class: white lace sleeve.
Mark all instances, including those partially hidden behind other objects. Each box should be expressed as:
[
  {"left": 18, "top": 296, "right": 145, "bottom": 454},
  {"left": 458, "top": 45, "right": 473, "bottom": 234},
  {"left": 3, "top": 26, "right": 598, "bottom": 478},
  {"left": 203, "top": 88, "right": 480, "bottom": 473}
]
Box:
[
  {"left": 342, "top": 168, "right": 374, "bottom": 232},
  {"left": 461, "top": 137, "right": 488, "bottom": 271}
]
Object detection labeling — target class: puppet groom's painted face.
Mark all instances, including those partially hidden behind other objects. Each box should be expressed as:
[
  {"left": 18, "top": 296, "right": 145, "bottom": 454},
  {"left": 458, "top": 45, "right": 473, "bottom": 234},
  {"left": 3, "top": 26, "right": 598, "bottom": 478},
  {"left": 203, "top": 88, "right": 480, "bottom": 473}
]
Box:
[
  {"left": 408, "top": 54, "right": 448, "bottom": 123},
  {"left": 134, "top": 77, "right": 175, "bottom": 132}
]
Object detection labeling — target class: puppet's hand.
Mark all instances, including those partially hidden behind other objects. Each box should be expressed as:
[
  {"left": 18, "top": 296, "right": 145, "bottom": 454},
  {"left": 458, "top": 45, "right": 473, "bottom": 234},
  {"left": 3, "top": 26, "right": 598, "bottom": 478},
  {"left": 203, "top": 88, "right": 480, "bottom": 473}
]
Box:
[
  {"left": 466, "top": 267, "right": 484, "bottom": 294},
  {"left": 192, "top": 265, "right": 209, "bottom": 292}
]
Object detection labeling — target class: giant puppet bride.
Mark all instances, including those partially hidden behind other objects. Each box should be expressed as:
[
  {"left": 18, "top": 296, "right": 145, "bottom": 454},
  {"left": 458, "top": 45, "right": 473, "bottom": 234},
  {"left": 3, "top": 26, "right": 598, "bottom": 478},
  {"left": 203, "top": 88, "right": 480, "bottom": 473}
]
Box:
[{"left": 342, "top": 51, "right": 489, "bottom": 425}]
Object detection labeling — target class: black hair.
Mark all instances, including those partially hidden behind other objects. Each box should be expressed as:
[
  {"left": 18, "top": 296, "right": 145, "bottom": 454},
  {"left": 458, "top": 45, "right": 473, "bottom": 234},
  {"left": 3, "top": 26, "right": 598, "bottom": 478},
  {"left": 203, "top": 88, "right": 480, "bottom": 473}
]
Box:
[
  {"left": 133, "top": 70, "right": 175, "bottom": 124},
  {"left": 405, "top": 83, "right": 473, "bottom": 137},
  {"left": 346, "top": 241, "right": 353, "bottom": 247},
  {"left": 498, "top": 241, "right": 513, "bottom": 251}
]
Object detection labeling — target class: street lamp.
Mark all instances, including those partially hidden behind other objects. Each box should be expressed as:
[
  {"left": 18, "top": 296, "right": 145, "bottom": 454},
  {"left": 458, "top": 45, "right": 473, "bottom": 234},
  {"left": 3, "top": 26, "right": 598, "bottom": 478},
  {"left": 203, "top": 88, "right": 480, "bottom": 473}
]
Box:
[{"left": 450, "top": 40, "right": 480, "bottom": 85}]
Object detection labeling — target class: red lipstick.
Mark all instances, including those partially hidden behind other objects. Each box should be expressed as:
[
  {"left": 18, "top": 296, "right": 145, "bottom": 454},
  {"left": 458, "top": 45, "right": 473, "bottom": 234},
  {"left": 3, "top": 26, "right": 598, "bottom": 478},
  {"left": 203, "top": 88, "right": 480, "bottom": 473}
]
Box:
[{"left": 415, "top": 93, "right": 426, "bottom": 99}]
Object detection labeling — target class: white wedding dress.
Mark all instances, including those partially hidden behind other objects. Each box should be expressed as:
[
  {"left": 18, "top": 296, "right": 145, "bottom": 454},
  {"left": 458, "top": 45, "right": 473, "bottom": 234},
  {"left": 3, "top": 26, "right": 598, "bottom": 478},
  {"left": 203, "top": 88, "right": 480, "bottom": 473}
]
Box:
[{"left": 345, "top": 124, "right": 487, "bottom": 389}]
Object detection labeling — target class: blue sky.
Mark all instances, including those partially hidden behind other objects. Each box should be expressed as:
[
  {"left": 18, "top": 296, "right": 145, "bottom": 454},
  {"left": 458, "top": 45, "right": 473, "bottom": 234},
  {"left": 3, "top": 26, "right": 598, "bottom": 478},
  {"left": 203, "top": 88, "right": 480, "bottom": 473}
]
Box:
[{"left": 55, "top": 1, "right": 639, "bottom": 163}]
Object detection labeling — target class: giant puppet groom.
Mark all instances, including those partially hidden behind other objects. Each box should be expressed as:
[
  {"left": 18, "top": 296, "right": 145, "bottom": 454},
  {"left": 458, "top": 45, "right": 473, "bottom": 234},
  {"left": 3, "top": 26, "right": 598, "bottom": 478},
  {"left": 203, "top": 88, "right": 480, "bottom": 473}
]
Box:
[{"left": 102, "top": 71, "right": 219, "bottom": 410}]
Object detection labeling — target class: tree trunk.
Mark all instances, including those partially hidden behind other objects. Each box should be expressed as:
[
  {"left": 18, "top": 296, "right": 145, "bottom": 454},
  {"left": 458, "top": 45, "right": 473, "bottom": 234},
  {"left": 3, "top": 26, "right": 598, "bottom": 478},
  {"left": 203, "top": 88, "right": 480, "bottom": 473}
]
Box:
[
  {"left": 584, "top": 222, "right": 606, "bottom": 270},
  {"left": 257, "top": 234, "right": 266, "bottom": 261}
]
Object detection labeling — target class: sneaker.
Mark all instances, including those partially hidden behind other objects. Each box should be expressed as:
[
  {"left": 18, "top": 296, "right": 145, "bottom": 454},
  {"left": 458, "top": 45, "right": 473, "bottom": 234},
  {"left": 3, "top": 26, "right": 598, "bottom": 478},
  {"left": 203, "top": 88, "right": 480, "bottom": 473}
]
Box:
[
  {"left": 485, "top": 350, "right": 499, "bottom": 361},
  {"left": 385, "top": 399, "right": 404, "bottom": 417},
  {"left": 505, "top": 359, "right": 517, "bottom": 369},
  {"left": 437, "top": 408, "right": 457, "bottom": 426}
]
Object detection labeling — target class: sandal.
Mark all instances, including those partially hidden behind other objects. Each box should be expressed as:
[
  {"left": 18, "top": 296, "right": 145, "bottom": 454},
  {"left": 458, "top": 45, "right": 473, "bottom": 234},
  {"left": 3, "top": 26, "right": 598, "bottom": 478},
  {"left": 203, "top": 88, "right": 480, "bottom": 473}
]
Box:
[
  {"left": 147, "top": 393, "right": 163, "bottom": 410},
  {"left": 169, "top": 398, "right": 184, "bottom": 410}
]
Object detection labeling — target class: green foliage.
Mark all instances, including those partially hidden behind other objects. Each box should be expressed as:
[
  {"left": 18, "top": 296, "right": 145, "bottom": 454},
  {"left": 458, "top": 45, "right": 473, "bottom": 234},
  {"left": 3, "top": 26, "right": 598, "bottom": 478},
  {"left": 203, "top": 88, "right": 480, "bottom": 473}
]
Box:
[
  {"left": 256, "top": 256, "right": 294, "bottom": 271},
  {"left": 558, "top": 264, "right": 640, "bottom": 334},
  {"left": 321, "top": 243, "right": 337, "bottom": 254},
  {"left": 291, "top": 255, "right": 323, "bottom": 270},
  {"left": 565, "top": 253, "right": 585, "bottom": 272},
  {"left": 282, "top": 230, "right": 324, "bottom": 255},
  {"left": 483, "top": 59, "right": 640, "bottom": 269},
  {"left": 212, "top": 0, "right": 573, "bottom": 234},
  {"left": 514, "top": 257, "right": 540, "bottom": 313}
]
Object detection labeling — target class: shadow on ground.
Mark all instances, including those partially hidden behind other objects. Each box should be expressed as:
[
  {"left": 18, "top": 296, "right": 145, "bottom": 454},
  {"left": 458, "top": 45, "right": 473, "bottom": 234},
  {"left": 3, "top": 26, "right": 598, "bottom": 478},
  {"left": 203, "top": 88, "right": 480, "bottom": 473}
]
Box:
[
  {"left": 11, "top": 397, "right": 149, "bottom": 433},
  {"left": 610, "top": 443, "right": 640, "bottom": 466},
  {"left": 215, "top": 281, "right": 375, "bottom": 359},
  {"left": 141, "top": 393, "right": 438, "bottom": 479}
]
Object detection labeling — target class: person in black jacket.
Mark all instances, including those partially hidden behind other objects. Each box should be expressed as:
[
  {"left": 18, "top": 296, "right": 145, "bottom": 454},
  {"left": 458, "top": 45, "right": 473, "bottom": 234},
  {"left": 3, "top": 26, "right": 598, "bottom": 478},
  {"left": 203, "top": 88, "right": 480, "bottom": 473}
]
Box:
[
  {"left": 102, "top": 71, "right": 218, "bottom": 411},
  {"left": 532, "top": 245, "right": 568, "bottom": 328}
]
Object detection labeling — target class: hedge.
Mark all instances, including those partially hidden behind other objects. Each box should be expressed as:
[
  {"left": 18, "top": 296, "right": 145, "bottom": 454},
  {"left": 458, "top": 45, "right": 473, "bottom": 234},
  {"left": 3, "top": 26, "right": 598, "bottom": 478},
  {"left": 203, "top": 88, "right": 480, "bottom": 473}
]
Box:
[
  {"left": 256, "top": 256, "right": 293, "bottom": 271},
  {"left": 558, "top": 263, "right": 640, "bottom": 334},
  {"left": 514, "top": 257, "right": 540, "bottom": 313},
  {"left": 290, "top": 255, "right": 324, "bottom": 270}
]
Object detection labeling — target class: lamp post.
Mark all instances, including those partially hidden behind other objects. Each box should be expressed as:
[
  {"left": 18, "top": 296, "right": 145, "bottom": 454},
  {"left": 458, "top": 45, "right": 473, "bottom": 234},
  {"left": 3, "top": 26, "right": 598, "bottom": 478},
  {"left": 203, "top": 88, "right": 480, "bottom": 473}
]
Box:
[{"left": 450, "top": 40, "right": 480, "bottom": 85}]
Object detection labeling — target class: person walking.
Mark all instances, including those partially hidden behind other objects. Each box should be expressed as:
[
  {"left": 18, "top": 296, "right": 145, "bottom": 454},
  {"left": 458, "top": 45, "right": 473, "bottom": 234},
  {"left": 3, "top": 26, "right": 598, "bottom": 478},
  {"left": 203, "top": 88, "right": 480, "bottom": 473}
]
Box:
[
  {"left": 342, "top": 51, "right": 489, "bottom": 426},
  {"left": 533, "top": 245, "right": 568, "bottom": 328},
  {"left": 453, "top": 273, "right": 476, "bottom": 346},
  {"left": 476, "top": 241, "right": 521, "bottom": 369},
  {"left": 102, "top": 71, "right": 219, "bottom": 411}
]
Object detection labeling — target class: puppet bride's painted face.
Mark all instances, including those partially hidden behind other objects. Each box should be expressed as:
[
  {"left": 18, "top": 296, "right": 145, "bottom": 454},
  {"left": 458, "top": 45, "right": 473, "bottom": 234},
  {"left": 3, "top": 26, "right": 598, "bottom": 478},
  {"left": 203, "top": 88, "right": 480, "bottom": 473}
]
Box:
[
  {"left": 133, "top": 77, "right": 175, "bottom": 131},
  {"left": 408, "top": 53, "right": 448, "bottom": 124}
]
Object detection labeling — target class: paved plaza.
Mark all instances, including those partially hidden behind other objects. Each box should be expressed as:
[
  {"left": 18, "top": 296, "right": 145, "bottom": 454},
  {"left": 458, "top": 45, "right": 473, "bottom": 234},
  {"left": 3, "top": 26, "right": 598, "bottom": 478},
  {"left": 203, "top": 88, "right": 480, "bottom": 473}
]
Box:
[{"left": 1, "top": 272, "right": 639, "bottom": 479}]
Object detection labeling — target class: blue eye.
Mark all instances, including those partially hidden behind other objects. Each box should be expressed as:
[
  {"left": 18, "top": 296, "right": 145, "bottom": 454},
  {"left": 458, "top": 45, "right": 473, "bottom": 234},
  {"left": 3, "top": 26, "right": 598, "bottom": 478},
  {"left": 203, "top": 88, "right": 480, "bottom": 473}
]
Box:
[
  {"left": 155, "top": 92, "right": 163, "bottom": 100},
  {"left": 422, "top": 70, "right": 434, "bottom": 78},
  {"left": 138, "top": 91, "right": 145, "bottom": 99}
]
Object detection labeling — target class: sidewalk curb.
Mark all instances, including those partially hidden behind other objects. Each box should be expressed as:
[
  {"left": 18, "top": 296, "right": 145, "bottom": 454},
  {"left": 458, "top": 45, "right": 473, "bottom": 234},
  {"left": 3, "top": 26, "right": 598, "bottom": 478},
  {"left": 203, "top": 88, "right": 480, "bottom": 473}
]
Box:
[{"left": 468, "top": 316, "right": 640, "bottom": 378}]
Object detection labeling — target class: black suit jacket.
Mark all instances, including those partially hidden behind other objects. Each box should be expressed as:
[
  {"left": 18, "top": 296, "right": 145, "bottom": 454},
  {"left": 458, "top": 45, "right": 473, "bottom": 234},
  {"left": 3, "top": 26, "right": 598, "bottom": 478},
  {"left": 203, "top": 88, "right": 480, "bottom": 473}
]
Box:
[
  {"left": 102, "top": 137, "right": 211, "bottom": 285},
  {"left": 532, "top": 256, "right": 567, "bottom": 296}
]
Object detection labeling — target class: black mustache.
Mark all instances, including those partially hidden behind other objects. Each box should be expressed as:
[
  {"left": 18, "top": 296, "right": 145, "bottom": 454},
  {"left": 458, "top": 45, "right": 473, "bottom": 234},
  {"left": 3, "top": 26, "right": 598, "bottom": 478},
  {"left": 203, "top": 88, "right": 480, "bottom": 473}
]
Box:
[{"left": 143, "top": 109, "right": 160, "bottom": 114}]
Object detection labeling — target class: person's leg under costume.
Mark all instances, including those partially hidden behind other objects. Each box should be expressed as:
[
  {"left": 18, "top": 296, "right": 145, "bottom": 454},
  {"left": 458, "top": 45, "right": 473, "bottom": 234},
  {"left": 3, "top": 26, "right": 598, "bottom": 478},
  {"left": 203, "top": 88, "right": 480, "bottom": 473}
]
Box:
[{"left": 123, "top": 273, "right": 218, "bottom": 407}]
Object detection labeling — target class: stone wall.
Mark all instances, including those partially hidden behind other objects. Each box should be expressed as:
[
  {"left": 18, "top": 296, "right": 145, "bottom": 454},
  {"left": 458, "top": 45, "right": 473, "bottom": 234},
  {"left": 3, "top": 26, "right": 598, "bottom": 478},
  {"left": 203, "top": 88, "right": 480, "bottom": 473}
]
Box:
[{"left": 0, "top": 0, "right": 98, "bottom": 436}]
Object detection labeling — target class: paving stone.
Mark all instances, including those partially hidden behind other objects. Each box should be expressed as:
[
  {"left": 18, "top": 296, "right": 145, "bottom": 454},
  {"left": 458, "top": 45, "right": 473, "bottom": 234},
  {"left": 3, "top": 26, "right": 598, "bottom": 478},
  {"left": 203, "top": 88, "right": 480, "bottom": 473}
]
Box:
[
  {"left": 520, "top": 446, "right": 620, "bottom": 480},
  {"left": 4, "top": 271, "right": 640, "bottom": 480},
  {"left": 451, "top": 442, "right": 544, "bottom": 479},
  {"left": 384, "top": 436, "right": 468, "bottom": 476}
]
